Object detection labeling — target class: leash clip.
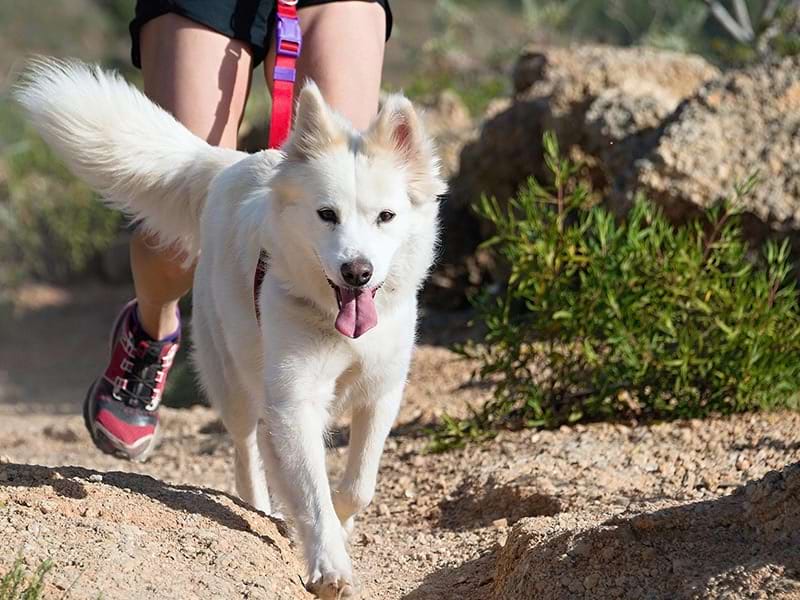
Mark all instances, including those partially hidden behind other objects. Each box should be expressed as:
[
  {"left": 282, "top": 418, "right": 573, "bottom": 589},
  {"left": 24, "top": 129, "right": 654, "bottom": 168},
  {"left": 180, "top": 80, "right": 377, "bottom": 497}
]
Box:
[{"left": 276, "top": 14, "right": 302, "bottom": 59}]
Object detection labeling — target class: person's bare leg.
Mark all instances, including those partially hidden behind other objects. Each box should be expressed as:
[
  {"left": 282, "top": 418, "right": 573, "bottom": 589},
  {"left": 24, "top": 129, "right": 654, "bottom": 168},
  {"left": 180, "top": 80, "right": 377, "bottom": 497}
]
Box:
[
  {"left": 265, "top": 1, "right": 386, "bottom": 130},
  {"left": 133, "top": 13, "right": 253, "bottom": 338}
]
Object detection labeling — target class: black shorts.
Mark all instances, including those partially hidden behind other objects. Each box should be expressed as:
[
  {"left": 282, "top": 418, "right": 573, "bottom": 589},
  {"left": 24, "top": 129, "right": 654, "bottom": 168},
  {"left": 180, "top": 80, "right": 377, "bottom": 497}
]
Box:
[{"left": 130, "top": 0, "right": 392, "bottom": 69}]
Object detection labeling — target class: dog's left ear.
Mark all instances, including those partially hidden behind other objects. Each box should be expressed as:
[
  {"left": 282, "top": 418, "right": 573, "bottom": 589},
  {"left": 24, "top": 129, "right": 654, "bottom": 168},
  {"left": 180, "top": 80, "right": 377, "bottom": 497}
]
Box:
[{"left": 365, "top": 95, "right": 447, "bottom": 203}]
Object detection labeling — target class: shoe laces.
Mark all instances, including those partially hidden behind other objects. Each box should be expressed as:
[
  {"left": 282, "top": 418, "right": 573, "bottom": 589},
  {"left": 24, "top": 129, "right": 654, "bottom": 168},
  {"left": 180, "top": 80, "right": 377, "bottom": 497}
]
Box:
[{"left": 113, "top": 334, "right": 175, "bottom": 411}]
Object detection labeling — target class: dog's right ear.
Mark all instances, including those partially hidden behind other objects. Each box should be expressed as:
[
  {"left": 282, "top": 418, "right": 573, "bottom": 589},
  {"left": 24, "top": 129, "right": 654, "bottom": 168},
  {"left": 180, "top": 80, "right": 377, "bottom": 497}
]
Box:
[{"left": 286, "top": 81, "right": 343, "bottom": 160}]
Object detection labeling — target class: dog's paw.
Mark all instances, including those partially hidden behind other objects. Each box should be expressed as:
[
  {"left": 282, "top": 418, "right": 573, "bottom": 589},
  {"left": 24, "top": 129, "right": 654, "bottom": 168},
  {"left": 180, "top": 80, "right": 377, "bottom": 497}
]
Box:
[
  {"left": 306, "top": 574, "right": 360, "bottom": 600},
  {"left": 306, "top": 545, "right": 358, "bottom": 600}
]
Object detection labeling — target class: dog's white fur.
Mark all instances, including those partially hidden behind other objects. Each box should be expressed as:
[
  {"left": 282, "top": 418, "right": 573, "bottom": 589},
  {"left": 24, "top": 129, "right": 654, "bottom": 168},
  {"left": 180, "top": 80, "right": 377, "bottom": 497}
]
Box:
[{"left": 16, "top": 60, "right": 445, "bottom": 598}]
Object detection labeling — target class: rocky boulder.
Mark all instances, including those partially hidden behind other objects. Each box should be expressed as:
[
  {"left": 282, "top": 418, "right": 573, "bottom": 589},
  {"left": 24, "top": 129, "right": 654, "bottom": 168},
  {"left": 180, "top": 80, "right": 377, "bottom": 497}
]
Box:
[
  {"left": 434, "top": 45, "right": 718, "bottom": 306},
  {"left": 0, "top": 462, "right": 310, "bottom": 600},
  {"left": 629, "top": 56, "right": 800, "bottom": 232}
]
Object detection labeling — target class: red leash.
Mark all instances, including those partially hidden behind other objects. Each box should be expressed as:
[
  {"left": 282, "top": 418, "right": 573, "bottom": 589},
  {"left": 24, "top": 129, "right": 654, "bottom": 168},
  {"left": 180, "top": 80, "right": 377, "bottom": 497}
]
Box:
[
  {"left": 268, "top": 0, "right": 302, "bottom": 149},
  {"left": 255, "top": 0, "right": 302, "bottom": 321}
]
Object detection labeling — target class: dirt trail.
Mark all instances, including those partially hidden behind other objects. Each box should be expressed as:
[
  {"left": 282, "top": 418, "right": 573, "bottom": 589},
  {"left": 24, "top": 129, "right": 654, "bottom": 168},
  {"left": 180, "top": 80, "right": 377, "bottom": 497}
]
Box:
[{"left": 1, "top": 284, "right": 799, "bottom": 599}]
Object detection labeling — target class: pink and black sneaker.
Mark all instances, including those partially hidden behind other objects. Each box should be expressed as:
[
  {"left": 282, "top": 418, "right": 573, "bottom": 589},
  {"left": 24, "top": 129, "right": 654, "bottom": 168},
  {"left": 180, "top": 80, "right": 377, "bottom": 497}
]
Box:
[{"left": 83, "top": 300, "right": 179, "bottom": 461}]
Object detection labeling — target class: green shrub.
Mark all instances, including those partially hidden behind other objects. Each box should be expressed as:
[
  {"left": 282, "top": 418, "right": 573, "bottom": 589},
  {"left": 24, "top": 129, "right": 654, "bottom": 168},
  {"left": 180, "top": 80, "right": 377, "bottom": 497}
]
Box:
[
  {"left": 432, "top": 132, "right": 800, "bottom": 450},
  {"left": 480, "top": 0, "right": 800, "bottom": 66},
  {"left": 0, "top": 557, "right": 52, "bottom": 600},
  {"left": 0, "top": 103, "right": 121, "bottom": 286},
  {"left": 520, "top": 0, "right": 707, "bottom": 47}
]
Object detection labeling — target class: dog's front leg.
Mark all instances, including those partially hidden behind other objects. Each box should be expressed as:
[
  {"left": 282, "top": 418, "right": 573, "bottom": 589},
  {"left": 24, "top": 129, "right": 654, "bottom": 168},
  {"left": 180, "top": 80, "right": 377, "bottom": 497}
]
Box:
[
  {"left": 333, "top": 380, "right": 404, "bottom": 535},
  {"left": 260, "top": 379, "right": 356, "bottom": 599}
]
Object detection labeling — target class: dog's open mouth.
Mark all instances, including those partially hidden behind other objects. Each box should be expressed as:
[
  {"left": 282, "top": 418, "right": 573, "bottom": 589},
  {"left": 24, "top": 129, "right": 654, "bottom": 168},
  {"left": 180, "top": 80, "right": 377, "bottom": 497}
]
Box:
[{"left": 328, "top": 280, "right": 379, "bottom": 339}]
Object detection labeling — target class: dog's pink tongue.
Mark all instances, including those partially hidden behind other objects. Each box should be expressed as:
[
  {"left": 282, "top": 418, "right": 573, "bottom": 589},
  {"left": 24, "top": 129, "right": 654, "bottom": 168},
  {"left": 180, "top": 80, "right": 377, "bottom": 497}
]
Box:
[{"left": 335, "top": 287, "right": 378, "bottom": 338}]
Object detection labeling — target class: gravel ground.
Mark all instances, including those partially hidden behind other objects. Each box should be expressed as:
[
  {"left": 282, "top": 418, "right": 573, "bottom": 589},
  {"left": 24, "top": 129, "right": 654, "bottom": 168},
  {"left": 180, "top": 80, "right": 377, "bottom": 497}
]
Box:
[{"left": 1, "top": 284, "right": 799, "bottom": 599}]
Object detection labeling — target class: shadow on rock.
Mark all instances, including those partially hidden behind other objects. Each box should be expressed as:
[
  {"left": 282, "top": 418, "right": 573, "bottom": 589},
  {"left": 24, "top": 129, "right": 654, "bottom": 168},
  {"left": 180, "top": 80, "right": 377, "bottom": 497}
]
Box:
[
  {"left": 402, "top": 551, "right": 497, "bottom": 600},
  {"left": 438, "top": 474, "right": 562, "bottom": 531},
  {"left": 735, "top": 436, "right": 800, "bottom": 453},
  {"left": 0, "top": 462, "right": 288, "bottom": 549}
]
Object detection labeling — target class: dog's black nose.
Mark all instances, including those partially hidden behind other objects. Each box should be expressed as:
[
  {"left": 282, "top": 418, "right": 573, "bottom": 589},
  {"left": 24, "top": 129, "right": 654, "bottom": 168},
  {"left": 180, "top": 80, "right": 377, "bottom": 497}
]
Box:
[{"left": 341, "top": 258, "right": 373, "bottom": 287}]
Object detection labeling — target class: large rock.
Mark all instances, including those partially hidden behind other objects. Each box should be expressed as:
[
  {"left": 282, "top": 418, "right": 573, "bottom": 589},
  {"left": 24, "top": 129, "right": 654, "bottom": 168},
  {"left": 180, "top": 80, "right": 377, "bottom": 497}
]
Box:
[
  {"left": 0, "top": 463, "right": 310, "bottom": 600},
  {"left": 629, "top": 56, "right": 800, "bottom": 231},
  {"left": 493, "top": 463, "right": 800, "bottom": 600},
  {"left": 453, "top": 44, "right": 718, "bottom": 213},
  {"left": 433, "top": 45, "right": 718, "bottom": 307}
]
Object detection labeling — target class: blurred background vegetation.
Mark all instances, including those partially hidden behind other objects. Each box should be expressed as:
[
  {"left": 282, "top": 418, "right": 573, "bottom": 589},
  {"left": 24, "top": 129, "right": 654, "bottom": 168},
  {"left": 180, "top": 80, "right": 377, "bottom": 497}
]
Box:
[
  {"left": 2, "top": 0, "right": 800, "bottom": 294},
  {"left": 2, "top": 1, "right": 799, "bottom": 409}
]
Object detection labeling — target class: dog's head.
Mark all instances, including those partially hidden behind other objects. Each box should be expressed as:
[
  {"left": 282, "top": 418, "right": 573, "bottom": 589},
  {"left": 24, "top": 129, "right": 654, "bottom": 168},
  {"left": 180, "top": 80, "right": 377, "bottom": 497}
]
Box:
[{"left": 267, "top": 82, "right": 446, "bottom": 339}]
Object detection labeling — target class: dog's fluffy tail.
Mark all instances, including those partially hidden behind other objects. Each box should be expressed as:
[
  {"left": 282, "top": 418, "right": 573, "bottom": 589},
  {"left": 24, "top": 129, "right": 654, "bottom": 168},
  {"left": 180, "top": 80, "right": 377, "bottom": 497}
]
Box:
[{"left": 14, "top": 58, "right": 244, "bottom": 258}]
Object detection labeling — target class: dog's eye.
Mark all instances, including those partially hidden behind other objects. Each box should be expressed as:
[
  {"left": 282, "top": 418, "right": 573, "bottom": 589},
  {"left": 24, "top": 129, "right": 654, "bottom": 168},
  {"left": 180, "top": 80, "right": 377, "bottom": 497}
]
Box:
[
  {"left": 317, "top": 208, "right": 339, "bottom": 224},
  {"left": 377, "top": 210, "right": 395, "bottom": 224}
]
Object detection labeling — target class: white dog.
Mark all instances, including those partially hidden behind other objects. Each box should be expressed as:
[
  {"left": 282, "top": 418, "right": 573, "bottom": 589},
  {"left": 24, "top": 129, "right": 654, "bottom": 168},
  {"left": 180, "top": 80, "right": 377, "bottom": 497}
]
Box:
[{"left": 16, "top": 60, "right": 445, "bottom": 599}]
